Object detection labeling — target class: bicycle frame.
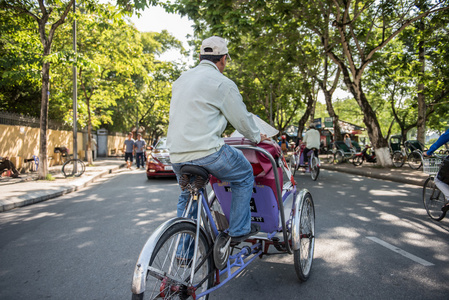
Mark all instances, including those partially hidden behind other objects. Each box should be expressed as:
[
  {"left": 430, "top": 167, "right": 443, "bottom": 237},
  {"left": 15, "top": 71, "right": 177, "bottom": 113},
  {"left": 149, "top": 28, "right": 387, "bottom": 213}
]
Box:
[
  {"left": 293, "top": 148, "right": 318, "bottom": 167},
  {"left": 131, "top": 143, "right": 311, "bottom": 298}
]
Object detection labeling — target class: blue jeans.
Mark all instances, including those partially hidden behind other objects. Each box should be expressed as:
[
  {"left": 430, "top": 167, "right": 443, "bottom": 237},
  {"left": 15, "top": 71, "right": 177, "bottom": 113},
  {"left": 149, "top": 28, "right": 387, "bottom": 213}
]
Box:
[
  {"left": 172, "top": 144, "right": 254, "bottom": 237},
  {"left": 136, "top": 152, "right": 144, "bottom": 168}
]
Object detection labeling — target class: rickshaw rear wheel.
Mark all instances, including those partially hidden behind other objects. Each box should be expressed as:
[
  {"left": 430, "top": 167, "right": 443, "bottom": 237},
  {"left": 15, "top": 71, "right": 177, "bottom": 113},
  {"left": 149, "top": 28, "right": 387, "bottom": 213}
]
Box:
[
  {"left": 310, "top": 156, "right": 320, "bottom": 181},
  {"left": 392, "top": 151, "right": 404, "bottom": 168},
  {"left": 334, "top": 151, "right": 343, "bottom": 164},
  {"left": 408, "top": 151, "right": 422, "bottom": 170},
  {"left": 293, "top": 193, "right": 315, "bottom": 282}
]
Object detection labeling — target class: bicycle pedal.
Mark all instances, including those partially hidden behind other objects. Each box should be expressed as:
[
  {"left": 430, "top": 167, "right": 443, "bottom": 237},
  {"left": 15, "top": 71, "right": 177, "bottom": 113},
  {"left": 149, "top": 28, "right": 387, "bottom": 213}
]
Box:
[{"left": 213, "top": 232, "right": 231, "bottom": 270}]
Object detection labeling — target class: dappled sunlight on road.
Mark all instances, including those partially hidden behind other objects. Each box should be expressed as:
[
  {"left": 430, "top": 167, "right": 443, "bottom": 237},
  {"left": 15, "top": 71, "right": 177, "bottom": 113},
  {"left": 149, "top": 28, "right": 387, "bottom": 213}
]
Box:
[
  {"left": 21, "top": 211, "right": 64, "bottom": 222},
  {"left": 75, "top": 227, "right": 93, "bottom": 233},
  {"left": 347, "top": 213, "right": 370, "bottom": 222},
  {"left": 370, "top": 189, "right": 409, "bottom": 196}
]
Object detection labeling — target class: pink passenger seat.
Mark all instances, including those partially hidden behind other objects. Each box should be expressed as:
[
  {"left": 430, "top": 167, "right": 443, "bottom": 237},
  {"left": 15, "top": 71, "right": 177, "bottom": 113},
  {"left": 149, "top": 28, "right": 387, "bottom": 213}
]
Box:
[{"left": 209, "top": 137, "right": 284, "bottom": 233}]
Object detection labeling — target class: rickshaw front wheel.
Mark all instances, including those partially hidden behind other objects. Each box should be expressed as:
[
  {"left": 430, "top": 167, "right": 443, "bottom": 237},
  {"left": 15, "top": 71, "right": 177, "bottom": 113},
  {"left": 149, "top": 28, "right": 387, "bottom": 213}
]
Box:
[{"left": 293, "top": 192, "right": 315, "bottom": 282}]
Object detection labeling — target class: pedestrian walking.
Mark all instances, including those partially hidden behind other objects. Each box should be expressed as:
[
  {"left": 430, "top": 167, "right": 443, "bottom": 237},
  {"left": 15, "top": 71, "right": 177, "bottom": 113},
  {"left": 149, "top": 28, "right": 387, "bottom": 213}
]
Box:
[
  {"left": 123, "top": 132, "right": 135, "bottom": 169},
  {"left": 134, "top": 133, "right": 146, "bottom": 169}
]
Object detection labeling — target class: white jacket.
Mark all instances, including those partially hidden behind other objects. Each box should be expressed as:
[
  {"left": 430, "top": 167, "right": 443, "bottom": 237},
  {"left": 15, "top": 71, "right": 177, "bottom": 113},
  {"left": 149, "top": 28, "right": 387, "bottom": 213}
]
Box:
[{"left": 167, "top": 60, "right": 260, "bottom": 163}]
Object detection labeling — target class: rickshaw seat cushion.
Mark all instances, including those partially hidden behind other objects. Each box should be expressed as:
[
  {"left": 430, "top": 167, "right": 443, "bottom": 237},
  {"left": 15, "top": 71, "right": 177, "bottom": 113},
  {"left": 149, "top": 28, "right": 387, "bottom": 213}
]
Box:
[
  {"left": 405, "top": 140, "right": 424, "bottom": 152},
  {"left": 223, "top": 137, "right": 282, "bottom": 178},
  {"left": 390, "top": 143, "right": 401, "bottom": 152},
  {"left": 251, "top": 163, "right": 264, "bottom": 176},
  {"left": 335, "top": 141, "right": 352, "bottom": 153}
]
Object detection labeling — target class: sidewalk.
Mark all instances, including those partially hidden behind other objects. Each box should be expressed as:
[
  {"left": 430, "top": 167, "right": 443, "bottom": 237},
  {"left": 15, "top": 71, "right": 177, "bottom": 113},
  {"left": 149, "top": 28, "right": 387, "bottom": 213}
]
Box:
[
  {"left": 321, "top": 161, "right": 429, "bottom": 186},
  {"left": 0, "top": 157, "right": 126, "bottom": 212},
  {"left": 0, "top": 157, "right": 429, "bottom": 213}
]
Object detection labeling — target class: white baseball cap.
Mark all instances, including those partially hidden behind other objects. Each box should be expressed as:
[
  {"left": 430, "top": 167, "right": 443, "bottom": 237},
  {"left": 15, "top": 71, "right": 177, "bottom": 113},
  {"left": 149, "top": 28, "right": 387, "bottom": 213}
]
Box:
[{"left": 200, "top": 36, "right": 231, "bottom": 60}]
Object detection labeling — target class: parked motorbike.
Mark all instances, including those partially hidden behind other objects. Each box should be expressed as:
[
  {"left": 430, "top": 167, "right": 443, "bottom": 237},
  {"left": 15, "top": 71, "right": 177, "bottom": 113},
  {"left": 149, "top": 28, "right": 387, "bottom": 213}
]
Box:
[{"left": 352, "top": 145, "right": 376, "bottom": 166}]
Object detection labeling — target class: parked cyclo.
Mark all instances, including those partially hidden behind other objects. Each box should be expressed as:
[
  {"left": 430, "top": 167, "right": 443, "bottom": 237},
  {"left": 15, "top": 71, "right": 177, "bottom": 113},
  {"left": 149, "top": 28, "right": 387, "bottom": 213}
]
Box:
[{"left": 131, "top": 137, "right": 316, "bottom": 299}]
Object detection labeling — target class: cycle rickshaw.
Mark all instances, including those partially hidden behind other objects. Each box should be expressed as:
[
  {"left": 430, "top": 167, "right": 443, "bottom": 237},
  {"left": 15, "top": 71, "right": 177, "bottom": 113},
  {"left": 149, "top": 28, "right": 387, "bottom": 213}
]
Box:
[
  {"left": 333, "top": 140, "right": 356, "bottom": 164},
  {"left": 391, "top": 139, "right": 425, "bottom": 169},
  {"left": 289, "top": 144, "right": 320, "bottom": 181},
  {"left": 131, "top": 137, "right": 315, "bottom": 299}
]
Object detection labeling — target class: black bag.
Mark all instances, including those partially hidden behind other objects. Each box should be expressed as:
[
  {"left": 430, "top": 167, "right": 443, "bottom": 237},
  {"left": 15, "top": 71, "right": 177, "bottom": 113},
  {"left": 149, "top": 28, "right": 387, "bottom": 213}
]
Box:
[{"left": 437, "top": 155, "right": 449, "bottom": 184}]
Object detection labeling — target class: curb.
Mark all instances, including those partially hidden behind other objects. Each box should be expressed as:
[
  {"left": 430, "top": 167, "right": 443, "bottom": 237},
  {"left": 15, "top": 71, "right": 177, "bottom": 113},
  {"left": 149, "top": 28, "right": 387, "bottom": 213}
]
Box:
[
  {"left": 0, "top": 163, "right": 126, "bottom": 213},
  {"left": 321, "top": 164, "right": 426, "bottom": 187}
]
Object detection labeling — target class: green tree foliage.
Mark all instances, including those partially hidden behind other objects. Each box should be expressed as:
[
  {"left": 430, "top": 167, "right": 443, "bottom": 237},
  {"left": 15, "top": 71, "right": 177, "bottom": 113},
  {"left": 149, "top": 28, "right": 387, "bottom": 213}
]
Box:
[
  {"left": 0, "top": 0, "right": 185, "bottom": 175},
  {"left": 0, "top": 10, "right": 42, "bottom": 116},
  {"left": 1, "top": 0, "right": 79, "bottom": 178},
  {"left": 168, "top": 0, "right": 449, "bottom": 165},
  {"left": 167, "top": 1, "right": 325, "bottom": 136},
  {"left": 48, "top": 2, "right": 185, "bottom": 163}
]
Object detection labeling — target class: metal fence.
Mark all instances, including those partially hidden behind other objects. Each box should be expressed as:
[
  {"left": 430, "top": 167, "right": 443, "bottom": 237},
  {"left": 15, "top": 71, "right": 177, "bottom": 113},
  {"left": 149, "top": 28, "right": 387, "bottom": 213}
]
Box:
[{"left": 0, "top": 111, "right": 72, "bottom": 131}]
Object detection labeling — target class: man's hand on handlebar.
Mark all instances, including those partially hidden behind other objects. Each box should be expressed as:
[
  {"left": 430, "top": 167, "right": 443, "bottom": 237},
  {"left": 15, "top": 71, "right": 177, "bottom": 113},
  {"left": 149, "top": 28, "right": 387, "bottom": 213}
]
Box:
[{"left": 259, "top": 134, "right": 270, "bottom": 143}]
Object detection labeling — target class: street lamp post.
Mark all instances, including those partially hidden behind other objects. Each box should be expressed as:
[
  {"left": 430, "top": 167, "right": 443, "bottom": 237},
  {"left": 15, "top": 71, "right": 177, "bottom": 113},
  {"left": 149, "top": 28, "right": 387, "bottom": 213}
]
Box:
[
  {"left": 136, "top": 102, "right": 139, "bottom": 138},
  {"left": 72, "top": 0, "right": 78, "bottom": 171}
]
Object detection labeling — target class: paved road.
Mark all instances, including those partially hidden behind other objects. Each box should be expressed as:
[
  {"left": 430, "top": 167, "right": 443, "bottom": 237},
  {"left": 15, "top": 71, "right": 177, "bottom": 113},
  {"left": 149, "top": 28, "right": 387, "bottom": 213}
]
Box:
[{"left": 1, "top": 169, "right": 448, "bottom": 299}]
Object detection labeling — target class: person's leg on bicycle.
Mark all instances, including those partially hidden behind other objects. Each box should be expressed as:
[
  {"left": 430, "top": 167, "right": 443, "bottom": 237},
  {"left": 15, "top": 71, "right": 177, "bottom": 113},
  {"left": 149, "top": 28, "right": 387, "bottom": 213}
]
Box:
[
  {"left": 303, "top": 147, "right": 312, "bottom": 165},
  {"left": 435, "top": 156, "right": 449, "bottom": 211},
  {"left": 173, "top": 144, "right": 257, "bottom": 243}
]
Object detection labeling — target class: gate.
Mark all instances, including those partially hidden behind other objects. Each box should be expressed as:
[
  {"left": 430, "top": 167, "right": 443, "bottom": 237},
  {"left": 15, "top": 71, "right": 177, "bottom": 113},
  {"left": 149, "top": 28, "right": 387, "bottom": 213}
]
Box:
[{"left": 97, "top": 128, "right": 108, "bottom": 157}]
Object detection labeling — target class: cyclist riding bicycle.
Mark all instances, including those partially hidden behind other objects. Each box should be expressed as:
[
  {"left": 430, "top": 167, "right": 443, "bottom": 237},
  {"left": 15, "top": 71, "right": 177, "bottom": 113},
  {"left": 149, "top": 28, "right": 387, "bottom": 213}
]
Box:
[
  {"left": 423, "top": 128, "right": 449, "bottom": 212},
  {"left": 167, "top": 36, "right": 269, "bottom": 248},
  {"left": 298, "top": 124, "right": 320, "bottom": 164}
]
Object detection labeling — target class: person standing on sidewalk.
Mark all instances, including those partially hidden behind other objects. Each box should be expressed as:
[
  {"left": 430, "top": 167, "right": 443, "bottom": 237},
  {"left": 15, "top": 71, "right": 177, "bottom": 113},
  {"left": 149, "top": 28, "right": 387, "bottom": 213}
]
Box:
[
  {"left": 123, "top": 132, "right": 135, "bottom": 169},
  {"left": 91, "top": 135, "right": 97, "bottom": 161},
  {"left": 134, "top": 133, "right": 146, "bottom": 169}
]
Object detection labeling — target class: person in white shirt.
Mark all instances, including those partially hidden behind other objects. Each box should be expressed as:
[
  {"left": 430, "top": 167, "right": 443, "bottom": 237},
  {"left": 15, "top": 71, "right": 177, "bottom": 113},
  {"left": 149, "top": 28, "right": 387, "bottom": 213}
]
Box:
[
  {"left": 302, "top": 124, "right": 321, "bottom": 164},
  {"left": 167, "top": 36, "right": 269, "bottom": 244}
]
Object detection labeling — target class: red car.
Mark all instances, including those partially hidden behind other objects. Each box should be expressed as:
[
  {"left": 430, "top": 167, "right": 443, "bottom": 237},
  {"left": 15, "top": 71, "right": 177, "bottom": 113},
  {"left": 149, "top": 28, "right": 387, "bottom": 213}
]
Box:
[{"left": 146, "top": 138, "right": 176, "bottom": 179}]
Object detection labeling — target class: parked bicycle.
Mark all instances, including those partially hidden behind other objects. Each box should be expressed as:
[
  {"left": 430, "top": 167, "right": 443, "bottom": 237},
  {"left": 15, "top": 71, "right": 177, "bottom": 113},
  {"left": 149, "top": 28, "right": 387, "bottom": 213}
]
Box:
[
  {"left": 131, "top": 138, "right": 315, "bottom": 299},
  {"left": 422, "top": 155, "right": 449, "bottom": 221},
  {"left": 62, "top": 158, "right": 85, "bottom": 177},
  {"left": 290, "top": 145, "right": 320, "bottom": 181},
  {"left": 54, "top": 146, "right": 85, "bottom": 177}
]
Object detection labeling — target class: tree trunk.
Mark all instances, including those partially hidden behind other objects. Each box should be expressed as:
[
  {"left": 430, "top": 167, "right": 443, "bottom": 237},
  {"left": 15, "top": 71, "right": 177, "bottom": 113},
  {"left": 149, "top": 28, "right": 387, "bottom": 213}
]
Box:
[
  {"left": 342, "top": 70, "right": 391, "bottom": 166},
  {"left": 416, "top": 37, "right": 426, "bottom": 144},
  {"left": 321, "top": 86, "right": 343, "bottom": 142},
  {"left": 296, "top": 91, "right": 315, "bottom": 140}
]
